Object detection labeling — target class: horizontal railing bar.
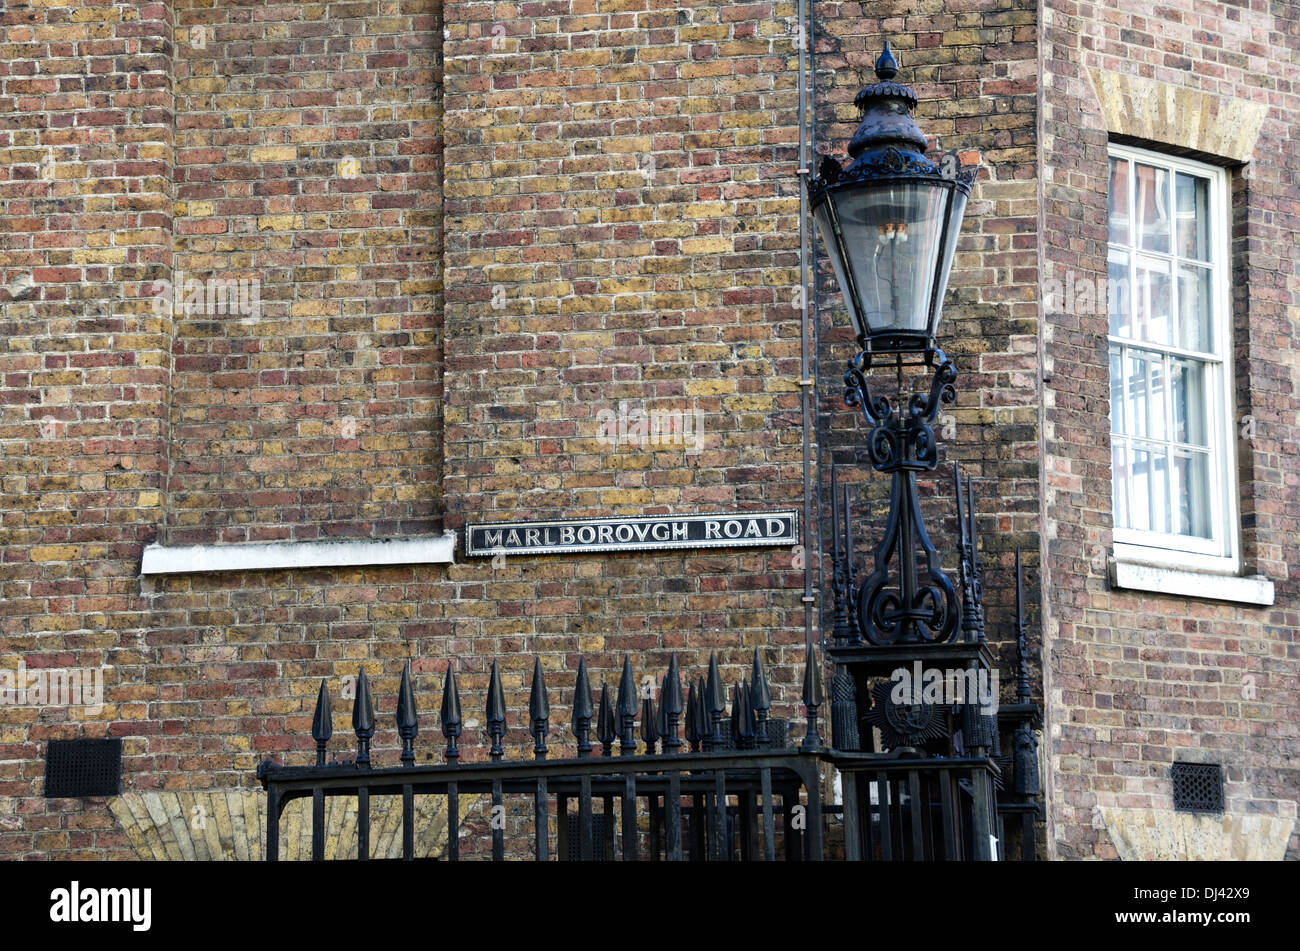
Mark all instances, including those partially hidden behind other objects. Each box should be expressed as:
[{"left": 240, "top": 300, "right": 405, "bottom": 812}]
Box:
[
  {"left": 265, "top": 774, "right": 810, "bottom": 808},
  {"left": 260, "top": 753, "right": 817, "bottom": 794}
]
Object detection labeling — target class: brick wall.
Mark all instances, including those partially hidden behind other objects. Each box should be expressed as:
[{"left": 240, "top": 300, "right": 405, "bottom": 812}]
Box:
[
  {"left": 1040, "top": 0, "right": 1300, "bottom": 859},
  {"left": 166, "top": 0, "right": 444, "bottom": 545},
  {"left": 0, "top": 0, "right": 174, "bottom": 858},
  {"left": 438, "top": 0, "right": 810, "bottom": 719}
]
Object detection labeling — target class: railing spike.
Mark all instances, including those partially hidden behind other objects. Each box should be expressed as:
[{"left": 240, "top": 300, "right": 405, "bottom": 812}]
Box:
[
  {"left": 694, "top": 676, "right": 711, "bottom": 752},
  {"left": 800, "top": 637, "right": 824, "bottom": 751},
  {"left": 830, "top": 463, "right": 852, "bottom": 645},
  {"left": 662, "top": 654, "right": 683, "bottom": 752},
  {"left": 352, "top": 667, "right": 375, "bottom": 767},
  {"left": 597, "top": 681, "right": 616, "bottom": 756},
  {"left": 486, "top": 659, "right": 506, "bottom": 761},
  {"left": 641, "top": 694, "right": 658, "bottom": 755},
  {"left": 440, "top": 661, "right": 462, "bottom": 762},
  {"left": 529, "top": 656, "right": 550, "bottom": 760},
  {"left": 844, "top": 480, "right": 860, "bottom": 643},
  {"left": 729, "top": 682, "right": 742, "bottom": 749},
  {"left": 572, "top": 656, "right": 594, "bottom": 758},
  {"left": 616, "top": 655, "right": 637, "bottom": 756},
  {"left": 684, "top": 678, "right": 700, "bottom": 752},
  {"left": 706, "top": 652, "right": 726, "bottom": 749},
  {"left": 738, "top": 680, "right": 755, "bottom": 749},
  {"left": 397, "top": 659, "right": 418, "bottom": 766},
  {"left": 751, "top": 648, "right": 771, "bottom": 748},
  {"left": 1016, "top": 547, "right": 1032, "bottom": 704},
  {"left": 311, "top": 679, "right": 332, "bottom": 766}
]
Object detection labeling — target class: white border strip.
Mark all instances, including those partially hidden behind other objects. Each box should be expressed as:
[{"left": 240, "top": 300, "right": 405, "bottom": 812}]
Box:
[{"left": 140, "top": 532, "right": 457, "bottom": 575}]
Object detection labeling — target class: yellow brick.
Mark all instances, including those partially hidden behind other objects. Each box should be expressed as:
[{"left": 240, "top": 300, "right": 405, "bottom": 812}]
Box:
[
  {"left": 250, "top": 146, "right": 297, "bottom": 163},
  {"left": 685, "top": 380, "right": 736, "bottom": 397},
  {"left": 31, "top": 545, "right": 78, "bottom": 562},
  {"left": 258, "top": 215, "right": 300, "bottom": 231},
  {"left": 188, "top": 201, "right": 214, "bottom": 217},
  {"left": 682, "top": 237, "right": 734, "bottom": 254}
]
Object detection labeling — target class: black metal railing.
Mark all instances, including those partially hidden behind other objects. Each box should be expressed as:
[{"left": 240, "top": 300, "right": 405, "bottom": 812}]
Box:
[{"left": 256, "top": 638, "right": 1038, "bottom": 860}]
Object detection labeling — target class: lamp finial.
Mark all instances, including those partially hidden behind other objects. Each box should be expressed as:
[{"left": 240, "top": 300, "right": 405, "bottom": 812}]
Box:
[{"left": 875, "top": 41, "right": 898, "bottom": 82}]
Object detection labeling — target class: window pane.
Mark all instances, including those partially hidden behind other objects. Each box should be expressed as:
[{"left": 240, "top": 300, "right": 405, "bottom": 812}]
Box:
[
  {"left": 1171, "top": 450, "right": 1211, "bottom": 538},
  {"left": 1134, "top": 258, "right": 1171, "bottom": 345},
  {"left": 1112, "top": 441, "right": 1129, "bottom": 530},
  {"left": 1176, "top": 263, "right": 1213, "bottom": 353},
  {"left": 1148, "top": 354, "right": 1168, "bottom": 442},
  {"left": 1109, "top": 346, "right": 1124, "bottom": 434},
  {"left": 1130, "top": 446, "right": 1153, "bottom": 532},
  {"left": 1135, "top": 163, "right": 1171, "bottom": 254},
  {"left": 1176, "top": 173, "right": 1210, "bottom": 262},
  {"left": 1171, "top": 358, "right": 1207, "bottom": 447},
  {"left": 1146, "top": 446, "right": 1170, "bottom": 534},
  {"left": 1107, "top": 250, "right": 1130, "bottom": 337},
  {"left": 1126, "top": 352, "right": 1150, "bottom": 439},
  {"left": 1109, "top": 157, "right": 1131, "bottom": 246}
]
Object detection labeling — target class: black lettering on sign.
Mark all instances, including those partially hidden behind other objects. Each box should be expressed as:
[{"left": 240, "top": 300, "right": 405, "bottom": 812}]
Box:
[{"left": 465, "top": 511, "right": 799, "bottom": 557}]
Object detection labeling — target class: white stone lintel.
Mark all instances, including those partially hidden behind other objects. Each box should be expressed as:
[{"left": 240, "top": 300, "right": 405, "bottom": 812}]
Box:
[
  {"left": 140, "top": 532, "right": 457, "bottom": 575},
  {"left": 1110, "top": 559, "right": 1274, "bottom": 606}
]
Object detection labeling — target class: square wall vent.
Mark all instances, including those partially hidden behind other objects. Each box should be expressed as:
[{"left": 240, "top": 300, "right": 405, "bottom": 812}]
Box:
[
  {"left": 44, "top": 738, "right": 122, "bottom": 798},
  {"left": 1171, "top": 761, "right": 1224, "bottom": 814}
]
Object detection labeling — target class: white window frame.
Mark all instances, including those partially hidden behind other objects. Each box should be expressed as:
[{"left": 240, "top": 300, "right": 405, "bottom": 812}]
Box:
[{"left": 1106, "top": 143, "right": 1239, "bottom": 576}]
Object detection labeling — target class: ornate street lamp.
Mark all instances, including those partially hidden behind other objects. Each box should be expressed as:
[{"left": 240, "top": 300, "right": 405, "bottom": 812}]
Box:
[
  {"left": 810, "top": 42, "right": 975, "bottom": 357},
  {"left": 809, "top": 42, "right": 978, "bottom": 646}
]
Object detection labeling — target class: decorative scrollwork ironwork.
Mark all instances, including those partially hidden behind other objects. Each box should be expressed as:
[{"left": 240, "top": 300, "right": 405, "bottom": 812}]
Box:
[{"left": 844, "top": 349, "right": 960, "bottom": 645}]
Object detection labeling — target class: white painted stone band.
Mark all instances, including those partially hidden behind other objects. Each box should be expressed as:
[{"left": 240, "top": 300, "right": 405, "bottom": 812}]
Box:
[
  {"left": 140, "top": 531, "right": 457, "bottom": 575},
  {"left": 1110, "top": 559, "right": 1274, "bottom": 606}
]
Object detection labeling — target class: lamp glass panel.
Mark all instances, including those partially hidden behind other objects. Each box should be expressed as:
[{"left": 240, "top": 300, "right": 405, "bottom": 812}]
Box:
[
  {"left": 833, "top": 182, "right": 947, "bottom": 337},
  {"left": 812, "top": 201, "right": 863, "bottom": 335},
  {"left": 930, "top": 187, "right": 968, "bottom": 334}
]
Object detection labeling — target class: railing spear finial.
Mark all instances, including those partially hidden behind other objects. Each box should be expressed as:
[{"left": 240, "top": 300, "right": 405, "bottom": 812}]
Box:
[
  {"left": 694, "top": 676, "right": 710, "bottom": 752},
  {"left": 641, "top": 693, "right": 659, "bottom": 755},
  {"left": 684, "top": 677, "right": 700, "bottom": 752},
  {"left": 312, "top": 679, "right": 332, "bottom": 766},
  {"left": 738, "top": 680, "right": 756, "bottom": 750},
  {"left": 397, "top": 659, "right": 418, "bottom": 766},
  {"left": 1016, "top": 546, "right": 1032, "bottom": 704},
  {"left": 800, "top": 637, "right": 824, "bottom": 751},
  {"left": 597, "top": 680, "right": 616, "bottom": 757},
  {"left": 352, "top": 666, "right": 375, "bottom": 767},
  {"left": 572, "top": 656, "right": 594, "bottom": 758},
  {"left": 751, "top": 647, "right": 771, "bottom": 748},
  {"left": 529, "top": 656, "right": 550, "bottom": 760},
  {"left": 706, "top": 651, "right": 727, "bottom": 750},
  {"left": 486, "top": 659, "right": 506, "bottom": 761},
  {"left": 440, "top": 660, "right": 462, "bottom": 762},
  {"left": 617, "top": 655, "right": 638, "bottom": 756},
  {"left": 662, "top": 653, "right": 683, "bottom": 753}
]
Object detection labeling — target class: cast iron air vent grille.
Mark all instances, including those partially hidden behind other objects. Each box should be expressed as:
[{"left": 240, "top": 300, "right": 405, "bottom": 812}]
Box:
[
  {"left": 44, "top": 738, "right": 122, "bottom": 798},
  {"left": 1171, "top": 761, "right": 1223, "bottom": 814}
]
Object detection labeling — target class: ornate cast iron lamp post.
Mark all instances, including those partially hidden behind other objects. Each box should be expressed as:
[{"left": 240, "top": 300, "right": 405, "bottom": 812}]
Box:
[
  {"left": 807, "top": 42, "right": 1044, "bottom": 860},
  {"left": 809, "top": 41, "right": 977, "bottom": 647}
]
